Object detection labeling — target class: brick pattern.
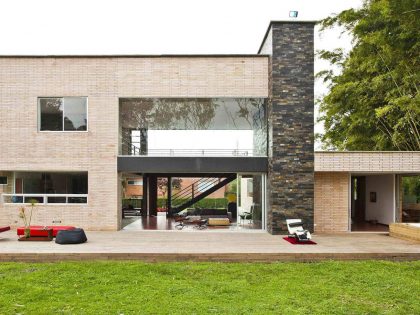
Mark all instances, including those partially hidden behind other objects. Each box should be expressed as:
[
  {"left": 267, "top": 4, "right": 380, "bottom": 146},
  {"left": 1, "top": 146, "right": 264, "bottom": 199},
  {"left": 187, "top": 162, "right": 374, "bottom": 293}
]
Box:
[
  {"left": 314, "top": 172, "right": 349, "bottom": 233},
  {"left": 265, "top": 22, "right": 315, "bottom": 234},
  {"left": 0, "top": 57, "right": 268, "bottom": 230},
  {"left": 315, "top": 152, "right": 420, "bottom": 173}
]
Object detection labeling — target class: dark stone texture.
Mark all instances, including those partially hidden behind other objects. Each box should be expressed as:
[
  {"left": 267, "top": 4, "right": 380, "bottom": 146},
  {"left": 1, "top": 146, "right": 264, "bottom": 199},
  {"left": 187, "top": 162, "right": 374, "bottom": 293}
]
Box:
[{"left": 264, "top": 22, "right": 315, "bottom": 234}]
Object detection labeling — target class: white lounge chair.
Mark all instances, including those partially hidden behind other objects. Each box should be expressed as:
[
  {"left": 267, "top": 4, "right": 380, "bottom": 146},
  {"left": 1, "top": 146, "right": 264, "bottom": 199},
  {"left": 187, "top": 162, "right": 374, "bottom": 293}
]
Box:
[{"left": 286, "top": 219, "right": 312, "bottom": 242}]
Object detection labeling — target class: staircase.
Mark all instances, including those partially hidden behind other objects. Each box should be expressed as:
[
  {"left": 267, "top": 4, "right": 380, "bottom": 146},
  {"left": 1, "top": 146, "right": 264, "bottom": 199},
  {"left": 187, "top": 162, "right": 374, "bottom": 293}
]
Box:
[{"left": 169, "top": 174, "right": 236, "bottom": 214}]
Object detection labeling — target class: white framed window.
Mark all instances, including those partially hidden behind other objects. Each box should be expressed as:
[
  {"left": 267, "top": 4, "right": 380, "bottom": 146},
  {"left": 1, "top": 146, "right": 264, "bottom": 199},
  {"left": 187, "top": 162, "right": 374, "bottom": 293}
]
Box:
[
  {"left": 0, "top": 176, "right": 7, "bottom": 185},
  {"left": 2, "top": 172, "right": 88, "bottom": 205},
  {"left": 38, "top": 97, "right": 88, "bottom": 131}
]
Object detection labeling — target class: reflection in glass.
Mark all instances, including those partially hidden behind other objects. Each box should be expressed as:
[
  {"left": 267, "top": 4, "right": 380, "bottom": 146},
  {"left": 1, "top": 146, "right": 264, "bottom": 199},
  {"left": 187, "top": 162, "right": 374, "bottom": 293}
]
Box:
[
  {"left": 120, "top": 98, "right": 267, "bottom": 156},
  {"left": 15, "top": 172, "right": 88, "bottom": 194},
  {"left": 402, "top": 175, "right": 420, "bottom": 223},
  {"left": 39, "top": 98, "right": 63, "bottom": 131},
  {"left": 68, "top": 197, "right": 88, "bottom": 203},
  {"left": 39, "top": 97, "right": 87, "bottom": 131},
  {"left": 47, "top": 196, "right": 67, "bottom": 203},
  {"left": 64, "top": 98, "right": 87, "bottom": 131}
]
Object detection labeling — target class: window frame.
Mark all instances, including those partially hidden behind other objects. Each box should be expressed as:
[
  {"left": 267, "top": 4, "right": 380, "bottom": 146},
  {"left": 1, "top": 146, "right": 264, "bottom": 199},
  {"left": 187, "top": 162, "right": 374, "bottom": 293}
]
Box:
[
  {"left": 0, "top": 176, "right": 7, "bottom": 185},
  {"left": 38, "top": 97, "right": 89, "bottom": 132},
  {"left": 3, "top": 171, "right": 89, "bottom": 206}
]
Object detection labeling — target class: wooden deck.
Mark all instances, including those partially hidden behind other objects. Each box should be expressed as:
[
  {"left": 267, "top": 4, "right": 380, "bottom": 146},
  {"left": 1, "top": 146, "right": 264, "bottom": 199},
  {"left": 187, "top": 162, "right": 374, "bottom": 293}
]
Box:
[{"left": 1, "top": 229, "right": 419, "bottom": 262}]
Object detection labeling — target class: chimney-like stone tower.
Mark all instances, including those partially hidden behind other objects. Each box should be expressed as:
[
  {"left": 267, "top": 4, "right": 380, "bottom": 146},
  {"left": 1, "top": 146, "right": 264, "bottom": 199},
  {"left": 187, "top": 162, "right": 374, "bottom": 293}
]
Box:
[{"left": 259, "top": 21, "right": 315, "bottom": 234}]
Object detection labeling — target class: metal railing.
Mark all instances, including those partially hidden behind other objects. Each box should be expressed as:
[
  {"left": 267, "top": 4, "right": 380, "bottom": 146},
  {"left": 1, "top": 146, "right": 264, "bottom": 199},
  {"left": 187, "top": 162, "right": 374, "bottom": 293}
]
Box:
[
  {"left": 171, "top": 177, "right": 222, "bottom": 208},
  {"left": 147, "top": 149, "right": 253, "bottom": 157},
  {"left": 1, "top": 194, "right": 88, "bottom": 205},
  {"left": 121, "top": 142, "right": 257, "bottom": 157}
]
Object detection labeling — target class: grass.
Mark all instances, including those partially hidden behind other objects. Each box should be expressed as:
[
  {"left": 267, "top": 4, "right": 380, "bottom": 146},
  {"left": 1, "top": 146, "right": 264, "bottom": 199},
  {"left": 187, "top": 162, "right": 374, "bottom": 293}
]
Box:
[{"left": 0, "top": 261, "right": 419, "bottom": 314}]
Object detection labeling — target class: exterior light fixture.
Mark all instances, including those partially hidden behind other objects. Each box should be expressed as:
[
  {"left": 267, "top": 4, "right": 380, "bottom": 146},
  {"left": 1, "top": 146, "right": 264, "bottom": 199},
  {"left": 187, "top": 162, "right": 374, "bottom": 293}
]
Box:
[{"left": 289, "top": 11, "right": 298, "bottom": 18}]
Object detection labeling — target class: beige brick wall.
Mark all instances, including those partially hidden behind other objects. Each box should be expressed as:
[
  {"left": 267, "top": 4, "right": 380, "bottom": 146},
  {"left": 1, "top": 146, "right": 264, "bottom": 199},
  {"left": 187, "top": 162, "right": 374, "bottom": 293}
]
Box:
[
  {"left": 315, "top": 151, "right": 420, "bottom": 173},
  {"left": 314, "top": 172, "right": 350, "bottom": 233},
  {"left": 0, "top": 56, "right": 269, "bottom": 230}
]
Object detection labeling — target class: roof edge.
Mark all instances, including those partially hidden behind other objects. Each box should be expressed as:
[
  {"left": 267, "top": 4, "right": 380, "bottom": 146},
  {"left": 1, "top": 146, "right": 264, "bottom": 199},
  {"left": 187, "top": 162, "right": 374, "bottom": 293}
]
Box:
[
  {"left": 257, "top": 20, "right": 318, "bottom": 54},
  {"left": 0, "top": 54, "right": 270, "bottom": 58},
  {"left": 315, "top": 151, "right": 420, "bottom": 153}
]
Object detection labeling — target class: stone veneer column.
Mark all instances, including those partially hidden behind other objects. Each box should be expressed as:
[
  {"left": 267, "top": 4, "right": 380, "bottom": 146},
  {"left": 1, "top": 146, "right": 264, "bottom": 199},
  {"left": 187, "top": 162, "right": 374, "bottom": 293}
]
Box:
[{"left": 261, "top": 22, "right": 315, "bottom": 234}]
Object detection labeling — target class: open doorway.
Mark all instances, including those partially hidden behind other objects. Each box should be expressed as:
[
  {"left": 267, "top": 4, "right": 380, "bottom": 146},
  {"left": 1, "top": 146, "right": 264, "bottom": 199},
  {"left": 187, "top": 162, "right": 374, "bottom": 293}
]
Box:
[{"left": 351, "top": 175, "right": 395, "bottom": 232}]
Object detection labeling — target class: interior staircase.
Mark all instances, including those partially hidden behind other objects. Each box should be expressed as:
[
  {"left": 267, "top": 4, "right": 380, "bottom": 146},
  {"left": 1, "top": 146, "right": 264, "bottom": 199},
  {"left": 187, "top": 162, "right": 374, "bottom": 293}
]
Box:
[{"left": 169, "top": 174, "right": 236, "bottom": 214}]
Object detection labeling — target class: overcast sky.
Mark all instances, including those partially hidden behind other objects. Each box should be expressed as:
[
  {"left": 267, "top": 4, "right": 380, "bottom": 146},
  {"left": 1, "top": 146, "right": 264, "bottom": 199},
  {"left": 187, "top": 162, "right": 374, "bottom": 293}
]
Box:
[{"left": 0, "top": 0, "right": 363, "bottom": 148}]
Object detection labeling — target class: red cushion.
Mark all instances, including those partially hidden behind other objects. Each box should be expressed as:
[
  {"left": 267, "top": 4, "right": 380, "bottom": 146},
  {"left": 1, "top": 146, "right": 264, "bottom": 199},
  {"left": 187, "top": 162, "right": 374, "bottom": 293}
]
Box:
[
  {"left": 17, "top": 226, "right": 75, "bottom": 237},
  {"left": 0, "top": 226, "right": 10, "bottom": 233}
]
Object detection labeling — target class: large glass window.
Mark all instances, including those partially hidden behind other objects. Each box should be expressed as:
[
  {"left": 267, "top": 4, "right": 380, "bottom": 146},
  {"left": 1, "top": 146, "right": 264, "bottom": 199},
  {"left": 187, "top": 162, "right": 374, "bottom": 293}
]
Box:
[
  {"left": 3, "top": 172, "right": 88, "bottom": 204},
  {"left": 39, "top": 97, "right": 87, "bottom": 131},
  {"left": 402, "top": 175, "right": 420, "bottom": 223},
  {"left": 120, "top": 98, "right": 267, "bottom": 157}
]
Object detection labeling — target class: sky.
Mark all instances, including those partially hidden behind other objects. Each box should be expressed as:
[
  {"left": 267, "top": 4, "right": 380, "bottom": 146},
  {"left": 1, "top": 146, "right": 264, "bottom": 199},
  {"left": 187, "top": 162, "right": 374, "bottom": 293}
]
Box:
[{"left": 0, "top": 0, "right": 363, "bottom": 148}]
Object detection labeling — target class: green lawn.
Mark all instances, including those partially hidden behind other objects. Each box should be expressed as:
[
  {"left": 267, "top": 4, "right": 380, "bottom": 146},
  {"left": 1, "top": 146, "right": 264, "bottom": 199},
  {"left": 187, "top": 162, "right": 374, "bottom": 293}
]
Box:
[{"left": 0, "top": 261, "right": 419, "bottom": 314}]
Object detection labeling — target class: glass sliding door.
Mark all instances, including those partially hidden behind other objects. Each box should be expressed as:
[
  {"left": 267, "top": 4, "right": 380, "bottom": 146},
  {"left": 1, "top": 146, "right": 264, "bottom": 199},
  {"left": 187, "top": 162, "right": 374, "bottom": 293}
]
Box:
[{"left": 237, "top": 173, "right": 266, "bottom": 230}]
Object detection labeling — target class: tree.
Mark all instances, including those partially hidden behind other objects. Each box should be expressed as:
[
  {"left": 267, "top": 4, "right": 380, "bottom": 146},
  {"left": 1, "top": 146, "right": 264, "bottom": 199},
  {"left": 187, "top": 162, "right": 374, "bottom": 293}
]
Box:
[{"left": 317, "top": 0, "right": 420, "bottom": 151}]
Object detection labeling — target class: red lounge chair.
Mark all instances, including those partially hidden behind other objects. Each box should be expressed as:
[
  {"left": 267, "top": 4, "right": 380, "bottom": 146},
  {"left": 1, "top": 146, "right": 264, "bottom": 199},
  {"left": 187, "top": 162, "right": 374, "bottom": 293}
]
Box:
[
  {"left": 0, "top": 226, "right": 11, "bottom": 233},
  {"left": 17, "top": 226, "right": 75, "bottom": 237}
]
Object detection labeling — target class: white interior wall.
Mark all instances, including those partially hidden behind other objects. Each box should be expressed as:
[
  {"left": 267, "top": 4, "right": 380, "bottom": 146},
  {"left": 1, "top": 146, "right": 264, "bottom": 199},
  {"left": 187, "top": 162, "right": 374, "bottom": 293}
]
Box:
[
  {"left": 365, "top": 174, "right": 395, "bottom": 225},
  {"left": 239, "top": 177, "right": 253, "bottom": 214}
]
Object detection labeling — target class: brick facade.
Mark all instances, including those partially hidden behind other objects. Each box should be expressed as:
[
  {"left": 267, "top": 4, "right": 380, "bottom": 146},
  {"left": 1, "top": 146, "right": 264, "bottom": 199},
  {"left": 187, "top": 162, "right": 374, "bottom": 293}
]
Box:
[
  {"left": 314, "top": 172, "right": 349, "bottom": 233},
  {"left": 1, "top": 26, "right": 418, "bottom": 234},
  {"left": 0, "top": 56, "right": 268, "bottom": 230},
  {"left": 315, "top": 151, "right": 420, "bottom": 173},
  {"left": 262, "top": 22, "right": 316, "bottom": 234}
]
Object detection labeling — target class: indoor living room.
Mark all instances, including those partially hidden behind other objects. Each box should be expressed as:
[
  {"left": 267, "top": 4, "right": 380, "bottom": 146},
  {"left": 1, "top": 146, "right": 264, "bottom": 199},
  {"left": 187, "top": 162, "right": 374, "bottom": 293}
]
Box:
[{"left": 121, "top": 173, "right": 266, "bottom": 231}]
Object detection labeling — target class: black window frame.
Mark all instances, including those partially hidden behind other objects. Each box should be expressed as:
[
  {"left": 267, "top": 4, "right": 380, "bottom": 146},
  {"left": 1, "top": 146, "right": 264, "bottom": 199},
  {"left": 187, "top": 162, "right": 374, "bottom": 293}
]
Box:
[{"left": 38, "top": 97, "right": 88, "bottom": 132}]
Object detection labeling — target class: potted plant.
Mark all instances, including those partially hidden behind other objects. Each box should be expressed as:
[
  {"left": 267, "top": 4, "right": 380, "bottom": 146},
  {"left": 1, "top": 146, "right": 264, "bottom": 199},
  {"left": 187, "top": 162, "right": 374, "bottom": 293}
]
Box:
[{"left": 18, "top": 199, "right": 37, "bottom": 238}]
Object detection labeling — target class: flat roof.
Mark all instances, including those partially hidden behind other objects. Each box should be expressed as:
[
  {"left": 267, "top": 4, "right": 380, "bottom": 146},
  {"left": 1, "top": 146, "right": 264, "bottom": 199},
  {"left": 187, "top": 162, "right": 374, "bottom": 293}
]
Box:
[
  {"left": 315, "top": 151, "right": 420, "bottom": 153},
  {"left": 0, "top": 54, "right": 270, "bottom": 58}
]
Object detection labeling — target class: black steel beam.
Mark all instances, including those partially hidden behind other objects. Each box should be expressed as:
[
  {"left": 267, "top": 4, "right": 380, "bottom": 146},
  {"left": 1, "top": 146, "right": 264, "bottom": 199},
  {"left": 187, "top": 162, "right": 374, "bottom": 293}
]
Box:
[{"left": 118, "top": 157, "right": 268, "bottom": 173}]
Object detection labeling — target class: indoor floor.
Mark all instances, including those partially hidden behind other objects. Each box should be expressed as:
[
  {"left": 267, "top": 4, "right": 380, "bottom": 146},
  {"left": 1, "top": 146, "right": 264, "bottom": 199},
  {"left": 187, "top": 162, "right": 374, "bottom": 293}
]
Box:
[
  {"left": 122, "top": 215, "right": 262, "bottom": 231},
  {"left": 351, "top": 221, "right": 389, "bottom": 232}
]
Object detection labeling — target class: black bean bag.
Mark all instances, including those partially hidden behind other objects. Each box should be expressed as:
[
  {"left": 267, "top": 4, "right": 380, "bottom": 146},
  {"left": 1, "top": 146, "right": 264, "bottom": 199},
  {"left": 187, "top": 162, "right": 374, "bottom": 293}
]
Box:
[{"left": 55, "top": 228, "right": 87, "bottom": 244}]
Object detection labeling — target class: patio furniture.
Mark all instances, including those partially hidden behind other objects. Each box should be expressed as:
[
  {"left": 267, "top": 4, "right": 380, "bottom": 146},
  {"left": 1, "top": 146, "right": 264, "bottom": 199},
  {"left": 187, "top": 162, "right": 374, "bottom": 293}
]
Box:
[
  {"left": 239, "top": 204, "right": 255, "bottom": 225},
  {"left": 191, "top": 218, "right": 208, "bottom": 230},
  {"left": 179, "top": 208, "right": 232, "bottom": 221},
  {"left": 18, "top": 227, "right": 53, "bottom": 241},
  {"left": 17, "top": 225, "right": 75, "bottom": 238},
  {"left": 175, "top": 216, "right": 208, "bottom": 230},
  {"left": 286, "top": 219, "right": 312, "bottom": 242},
  {"left": 55, "top": 228, "right": 87, "bottom": 244},
  {"left": 0, "top": 226, "right": 10, "bottom": 233}
]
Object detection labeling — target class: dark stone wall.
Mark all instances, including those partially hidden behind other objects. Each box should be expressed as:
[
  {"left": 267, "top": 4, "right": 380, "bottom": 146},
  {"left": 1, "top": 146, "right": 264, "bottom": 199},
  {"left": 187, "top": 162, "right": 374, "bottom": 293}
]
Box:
[{"left": 265, "top": 22, "right": 315, "bottom": 234}]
